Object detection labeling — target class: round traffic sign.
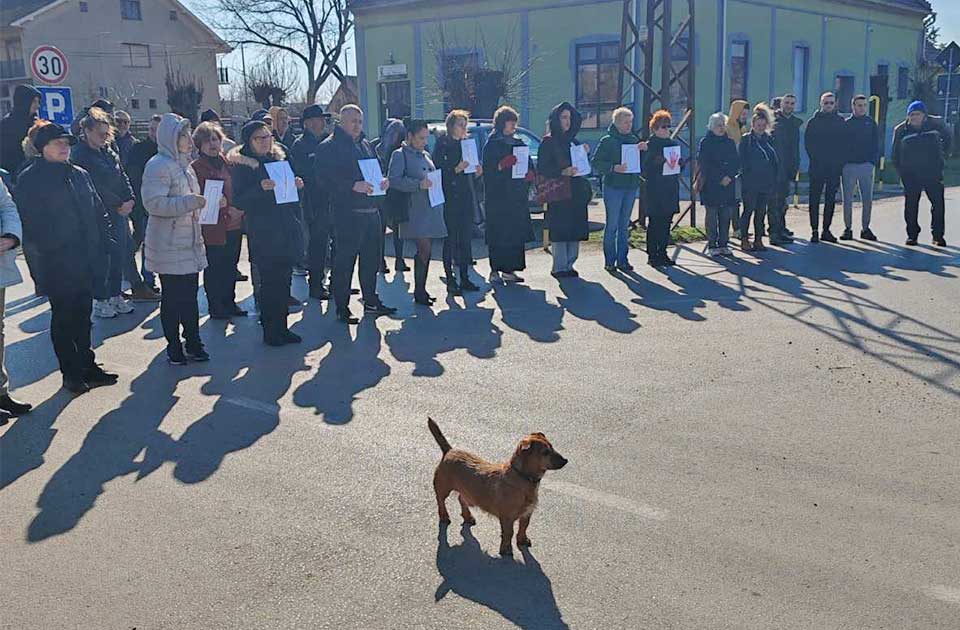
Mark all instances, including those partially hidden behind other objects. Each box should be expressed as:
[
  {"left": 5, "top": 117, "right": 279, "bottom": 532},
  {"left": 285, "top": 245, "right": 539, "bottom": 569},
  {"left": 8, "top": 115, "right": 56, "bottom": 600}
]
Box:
[{"left": 30, "top": 45, "right": 69, "bottom": 85}]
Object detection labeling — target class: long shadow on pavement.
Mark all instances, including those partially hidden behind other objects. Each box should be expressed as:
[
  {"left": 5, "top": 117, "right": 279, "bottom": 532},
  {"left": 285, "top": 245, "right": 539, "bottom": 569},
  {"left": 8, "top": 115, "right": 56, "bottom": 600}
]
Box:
[
  {"left": 435, "top": 522, "right": 569, "bottom": 630},
  {"left": 489, "top": 283, "right": 565, "bottom": 343},
  {"left": 555, "top": 276, "right": 640, "bottom": 333}
]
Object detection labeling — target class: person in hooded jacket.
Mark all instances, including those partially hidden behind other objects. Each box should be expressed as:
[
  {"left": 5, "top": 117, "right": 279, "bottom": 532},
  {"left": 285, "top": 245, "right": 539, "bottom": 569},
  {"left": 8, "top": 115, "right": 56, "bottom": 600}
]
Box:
[
  {"left": 592, "top": 107, "right": 647, "bottom": 271},
  {"left": 142, "top": 113, "right": 210, "bottom": 364},
  {"left": 725, "top": 99, "right": 750, "bottom": 235},
  {"left": 0, "top": 176, "right": 33, "bottom": 416},
  {"left": 892, "top": 100, "right": 952, "bottom": 246},
  {"left": 388, "top": 119, "right": 448, "bottom": 305},
  {"left": 374, "top": 118, "right": 408, "bottom": 274},
  {"left": 804, "top": 92, "right": 847, "bottom": 243},
  {"left": 72, "top": 107, "right": 138, "bottom": 318},
  {"left": 771, "top": 93, "right": 802, "bottom": 242},
  {"left": 642, "top": 110, "right": 682, "bottom": 267},
  {"left": 290, "top": 104, "right": 333, "bottom": 299},
  {"left": 192, "top": 122, "right": 246, "bottom": 320},
  {"left": 738, "top": 104, "right": 780, "bottom": 252},
  {"left": 537, "top": 102, "right": 592, "bottom": 278},
  {"left": 697, "top": 112, "right": 740, "bottom": 257},
  {"left": 228, "top": 120, "right": 306, "bottom": 344},
  {"left": 0, "top": 85, "right": 41, "bottom": 177},
  {"left": 14, "top": 122, "right": 118, "bottom": 394},
  {"left": 482, "top": 105, "right": 535, "bottom": 284},
  {"left": 431, "top": 109, "right": 482, "bottom": 294}
]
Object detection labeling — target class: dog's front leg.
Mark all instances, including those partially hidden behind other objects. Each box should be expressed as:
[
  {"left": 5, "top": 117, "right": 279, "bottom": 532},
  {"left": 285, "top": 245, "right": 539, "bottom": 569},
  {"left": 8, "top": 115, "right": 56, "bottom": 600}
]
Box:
[
  {"left": 516, "top": 515, "right": 532, "bottom": 547},
  {"left": 499, "top": 517, "right": 515, "bottom": 556}
]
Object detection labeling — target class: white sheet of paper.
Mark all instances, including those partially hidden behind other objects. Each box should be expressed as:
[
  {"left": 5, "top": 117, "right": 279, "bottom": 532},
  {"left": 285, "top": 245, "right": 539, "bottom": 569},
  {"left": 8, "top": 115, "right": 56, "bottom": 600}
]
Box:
[
  {"left": 621, "top": 144, "right": 642, "bottom": 174},
  {"left": 200, "top": 179, "right": 223, "bottom": 225},
  {"left": 512, "top": 145, "right": 529, "bottom": 179},
  {"left": 662, "top": 145, "right": 681, "bottom": 176},
  {"left": 358, "top": 158, "right": 386, "bottom": 196},
  {"left": 570, "top": 144, "right": 591, "bottom": 176},
  {"left": 427, "top": 169, "right": 444, "bottom": 207},
  {"left": 264, "top": 160, "right": 299, "bottom": 204},
  {"left": 461, "top": 138, "right": 480, "bottom": 174}
]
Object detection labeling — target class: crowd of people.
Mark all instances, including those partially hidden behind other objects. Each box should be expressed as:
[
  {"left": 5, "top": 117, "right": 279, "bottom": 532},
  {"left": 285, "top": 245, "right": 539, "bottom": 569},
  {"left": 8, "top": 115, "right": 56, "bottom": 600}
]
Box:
[{"left": 0, "top": 83, "right": 951, "bottom": 408}]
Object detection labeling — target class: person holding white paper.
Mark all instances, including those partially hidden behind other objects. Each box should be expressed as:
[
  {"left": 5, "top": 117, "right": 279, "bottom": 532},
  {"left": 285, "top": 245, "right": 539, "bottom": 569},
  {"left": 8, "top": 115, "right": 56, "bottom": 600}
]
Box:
[
  {"left": 141, "top": 113, "right": 210, "bottom": 363},
  {"left": 592, "top": 107, "right": 648, "bottom": 271},
  {"left": 431, "top": 109, "right": 482, "bottom": 295},
  {"left": 481, "top": 105, "right": 535, "bottom": 284},
  {"left": 192, "top": 121, "right": 246, "bottom": 319},
  {"left": 538, "top": 102, "right": 592, "bottom": 278},
  {"left": 387, "top": 119, "right": 448, "bottom": 306},
  {"left": 641, "top": 110, "right": 683, "bottom": 267},
  {"left": 228, "top": 120, "right": 305, "bottom": 345}
]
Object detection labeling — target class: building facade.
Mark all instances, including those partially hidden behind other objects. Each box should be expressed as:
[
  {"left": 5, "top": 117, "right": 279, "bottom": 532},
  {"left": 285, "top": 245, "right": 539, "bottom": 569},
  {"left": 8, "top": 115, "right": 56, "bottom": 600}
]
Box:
[
  {"left": 0, "top": 0, "right": 230, "bottom": 117},
  {"left": 352, "top": 0, "right": 930, "bottom": 156}
]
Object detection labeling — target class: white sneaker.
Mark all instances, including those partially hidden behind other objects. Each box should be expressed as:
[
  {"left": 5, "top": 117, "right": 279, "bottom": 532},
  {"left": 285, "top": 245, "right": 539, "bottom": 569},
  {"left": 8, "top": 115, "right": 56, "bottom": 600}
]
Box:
[
  {"left": 109, "top": 295, "right": 134, "bottom": 314},
  {"left": 488, "top": 271, "right": 502, "bottom": 284},
  {"left": 707, "top": 247, "right": 720, "bottom": 257},
  {"left": 93, "top": 299, "right": 117, "bottom": 318}
]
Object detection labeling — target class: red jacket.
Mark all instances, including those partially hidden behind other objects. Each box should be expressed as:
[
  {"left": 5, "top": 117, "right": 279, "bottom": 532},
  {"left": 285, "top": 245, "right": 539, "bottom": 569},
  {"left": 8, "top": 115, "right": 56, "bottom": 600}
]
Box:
[{"left": 190, "top": 153, "right": 243, "bottom": 246}]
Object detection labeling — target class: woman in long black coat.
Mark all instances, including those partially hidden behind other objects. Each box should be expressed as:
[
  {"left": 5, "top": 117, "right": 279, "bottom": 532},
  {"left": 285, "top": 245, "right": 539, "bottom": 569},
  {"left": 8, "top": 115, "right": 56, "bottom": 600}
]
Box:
[
  {"left": 642, "top": 109, "right": 682, "bottom": 267},
  {"left": 481, "top": 105, "right": 535, "bottom": 284},
  {"left": 431, "top": 109, "right": 482, "bottom": 294},
  {"left": 537, "top": 102, "right": 592, "bottom": 278},
  {"left": 228, "top": 120, "right": 305, "bottom": 346}
]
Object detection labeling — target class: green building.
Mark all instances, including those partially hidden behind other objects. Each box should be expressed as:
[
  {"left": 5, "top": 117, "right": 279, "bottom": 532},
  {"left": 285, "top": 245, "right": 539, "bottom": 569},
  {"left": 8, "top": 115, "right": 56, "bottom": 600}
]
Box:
[{"left": 351, "top": 0, "right": 931, "bottom": 156}]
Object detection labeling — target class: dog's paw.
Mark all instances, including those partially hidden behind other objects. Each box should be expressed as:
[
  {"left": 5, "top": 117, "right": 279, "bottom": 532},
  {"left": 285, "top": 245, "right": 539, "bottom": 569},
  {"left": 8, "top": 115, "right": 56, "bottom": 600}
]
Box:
[{"left": 517, "top": 537, "right": 532, "bottom": 547}]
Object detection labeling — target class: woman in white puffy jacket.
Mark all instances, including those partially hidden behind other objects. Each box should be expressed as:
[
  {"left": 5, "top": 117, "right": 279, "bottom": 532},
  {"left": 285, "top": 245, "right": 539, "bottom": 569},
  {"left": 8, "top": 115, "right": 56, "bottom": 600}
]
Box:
[{"left": 142, "top": 113, "right": 213, "bottom": 365}]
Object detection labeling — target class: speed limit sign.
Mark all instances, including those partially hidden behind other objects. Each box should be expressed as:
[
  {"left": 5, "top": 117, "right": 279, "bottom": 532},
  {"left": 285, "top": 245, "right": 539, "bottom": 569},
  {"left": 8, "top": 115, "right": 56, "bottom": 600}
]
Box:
[{"left": 31, "top": 45, "right": 69, "bottom": 85}]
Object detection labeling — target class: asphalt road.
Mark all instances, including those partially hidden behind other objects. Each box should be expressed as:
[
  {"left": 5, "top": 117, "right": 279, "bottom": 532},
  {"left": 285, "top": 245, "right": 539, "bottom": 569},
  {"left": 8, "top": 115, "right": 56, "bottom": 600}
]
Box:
[{"left": 1, "top": 191, "right": 958, "bottom": 630}]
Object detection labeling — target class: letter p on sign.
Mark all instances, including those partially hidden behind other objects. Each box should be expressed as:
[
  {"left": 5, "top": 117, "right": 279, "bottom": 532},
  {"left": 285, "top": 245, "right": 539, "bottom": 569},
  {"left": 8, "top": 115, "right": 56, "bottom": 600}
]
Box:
[{"left": 37, "top": 87, "right": 74, "bottom": 126}]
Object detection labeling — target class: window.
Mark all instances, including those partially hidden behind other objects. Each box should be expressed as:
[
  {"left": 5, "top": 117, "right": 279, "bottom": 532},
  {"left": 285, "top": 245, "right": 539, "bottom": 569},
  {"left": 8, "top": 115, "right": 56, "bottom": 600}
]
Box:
[
  {"left": 79, "top": 1, "right": 88, "bottom": 12},
  {"left": 730, "top": 41, "right": 749, "bottom": 101},
  {"left": 575, "top": 42, "right": 620, "bottom": 129},
  {"left": 123, "top": 43, "right": 150, "bottom": 68},
  {"left": 121, "top": 0, "right": 142, "bottom": 21},
  {"left": 379, "top": 81, "right": 411, "bottom": 124},
  {"left": 897, "top": 66, "right": 910, "bottom": 99},
  {"left": 169, "top": 10, "right": 178, "bottom": 21},
  {"left": 835, "top": 74, "right": 855, "bottom": 113},
  {"left": 98, "top": 86, "right": 108, "bottom": 98},
  {"left": 148, "top": 98, "right": 157, "bottom": 109},
  {"left": 877, "top": 63, "right": 889, "bottom": 76},
  {"left": 792, "top": 45, "right": 809, "bottom": 112},
  {"left": 131, "top": 98, "right": 140, "bottom": 110}
]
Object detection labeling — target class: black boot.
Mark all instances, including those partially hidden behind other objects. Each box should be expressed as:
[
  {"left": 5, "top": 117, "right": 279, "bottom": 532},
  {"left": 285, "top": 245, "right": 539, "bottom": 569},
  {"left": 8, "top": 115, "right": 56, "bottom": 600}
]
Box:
[
  {"left": 459, "top": 265, "right": 479, "bottom": 292},
  {"left": 413, "top": 256, "right": 430, "bottom": 305}
]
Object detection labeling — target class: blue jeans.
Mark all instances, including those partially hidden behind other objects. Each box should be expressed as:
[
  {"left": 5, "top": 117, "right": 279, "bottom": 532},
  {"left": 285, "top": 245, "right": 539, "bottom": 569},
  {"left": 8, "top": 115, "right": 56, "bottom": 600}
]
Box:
[{"left": 602, "top": 187, "right": 637, "bottom": 266}]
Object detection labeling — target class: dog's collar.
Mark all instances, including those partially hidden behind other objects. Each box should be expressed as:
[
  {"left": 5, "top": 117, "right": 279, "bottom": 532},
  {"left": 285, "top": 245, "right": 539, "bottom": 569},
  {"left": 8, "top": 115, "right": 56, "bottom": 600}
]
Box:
[{"left": 511, "top": 464, "right": 542, "bottom": 484}]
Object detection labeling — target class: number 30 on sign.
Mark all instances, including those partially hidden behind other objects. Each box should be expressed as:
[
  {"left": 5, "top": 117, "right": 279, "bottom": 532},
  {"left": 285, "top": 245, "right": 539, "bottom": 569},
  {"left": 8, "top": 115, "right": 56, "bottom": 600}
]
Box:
[{"left": 31, "top": 46, "right": 69, "bottom": 85}]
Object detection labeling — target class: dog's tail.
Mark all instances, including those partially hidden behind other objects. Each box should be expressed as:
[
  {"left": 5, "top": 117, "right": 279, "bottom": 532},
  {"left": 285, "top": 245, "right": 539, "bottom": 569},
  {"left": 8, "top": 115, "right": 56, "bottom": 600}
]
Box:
[{"left": 427, "top": 417, "right": 452, "bottom": 455}]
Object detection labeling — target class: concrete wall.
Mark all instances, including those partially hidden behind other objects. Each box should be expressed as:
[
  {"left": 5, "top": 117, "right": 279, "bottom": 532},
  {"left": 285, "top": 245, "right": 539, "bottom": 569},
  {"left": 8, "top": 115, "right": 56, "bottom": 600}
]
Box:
[
  {"left": 15, "top": 0, "right": 224, "bottom": 119},
  {"left": 355, "top": 0, "right": 927, "bottom": 154}
]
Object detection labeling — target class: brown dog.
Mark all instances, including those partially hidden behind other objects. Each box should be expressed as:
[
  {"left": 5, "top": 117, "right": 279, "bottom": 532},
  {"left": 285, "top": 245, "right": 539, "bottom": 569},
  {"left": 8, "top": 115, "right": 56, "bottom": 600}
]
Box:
[{"left": 428, "top": 417, "right": 568, "bottom": 556}]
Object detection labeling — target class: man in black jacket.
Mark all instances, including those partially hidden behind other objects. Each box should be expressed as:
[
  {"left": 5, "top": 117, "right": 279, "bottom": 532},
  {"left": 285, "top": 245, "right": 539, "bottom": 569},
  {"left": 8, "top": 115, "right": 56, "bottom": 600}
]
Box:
[
  {"left": 124, "top": 114, "right": 161, "bottom": 292},
  {"left": 0, "top": 85, "right": 41, "bottom": 177},
  {"left": 840, "top": 95, "right": 881, "bottom": 241},
  {"left": 290, "top": 105, "right": 332, "bottom": 299},
  {"left": 804, "top": 92, "right": 847, "bottom": 242},
  {"left": 315, "top": 105, "right": 395, "bottom": 323},
  {"left": 892, "top": 100, "right": 951, "bottom": 246},
  {"left": 772, "top": 93, "right": 802, "bottom": 243}
]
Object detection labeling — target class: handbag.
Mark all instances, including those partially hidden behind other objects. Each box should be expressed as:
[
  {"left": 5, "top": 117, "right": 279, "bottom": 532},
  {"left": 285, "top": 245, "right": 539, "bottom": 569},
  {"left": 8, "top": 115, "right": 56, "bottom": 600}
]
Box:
[
  {"left": 384, "top": 149, "right": 410, "bottom": 224},
  {"left": 536, "top": 174, "right": 572, "bottom": 205}
]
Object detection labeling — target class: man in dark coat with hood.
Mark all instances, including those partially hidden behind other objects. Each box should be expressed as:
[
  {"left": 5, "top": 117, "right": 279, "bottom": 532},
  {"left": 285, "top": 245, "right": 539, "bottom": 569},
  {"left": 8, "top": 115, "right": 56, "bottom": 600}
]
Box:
[
  {"left": 0, "top": 85, "right": 41, "bottom": 177},
  {"left": 290, "top": 104, "right": 333, "bottom": 298},
  {"left": 772, "top": 93, "right": 802, "bottom": 242}
]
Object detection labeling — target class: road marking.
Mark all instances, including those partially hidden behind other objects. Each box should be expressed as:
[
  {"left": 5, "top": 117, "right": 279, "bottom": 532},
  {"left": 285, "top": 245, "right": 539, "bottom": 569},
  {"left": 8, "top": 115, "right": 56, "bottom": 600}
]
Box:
[
  {"left": 927, "top": 585, "right": 960, "bottom": 605},
  {"left": 542, "top": 480, "right": 668, "bottom": 521},
  {"left": 223, "top": 397, "right": 280, "bottom": 414}
]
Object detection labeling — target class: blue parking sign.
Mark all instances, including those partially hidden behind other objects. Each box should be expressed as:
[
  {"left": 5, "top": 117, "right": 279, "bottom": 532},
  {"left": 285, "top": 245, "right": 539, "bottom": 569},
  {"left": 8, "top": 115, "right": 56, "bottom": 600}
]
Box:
[{"left": 37, "top": 86, "right": 73, "bottom": 126}]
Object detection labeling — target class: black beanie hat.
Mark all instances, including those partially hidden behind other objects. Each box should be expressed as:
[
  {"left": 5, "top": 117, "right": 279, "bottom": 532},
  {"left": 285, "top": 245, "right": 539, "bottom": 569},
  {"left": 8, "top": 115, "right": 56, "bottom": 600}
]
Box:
[{"left": 241, "top": 120, "right": 269, "bottom": 145}]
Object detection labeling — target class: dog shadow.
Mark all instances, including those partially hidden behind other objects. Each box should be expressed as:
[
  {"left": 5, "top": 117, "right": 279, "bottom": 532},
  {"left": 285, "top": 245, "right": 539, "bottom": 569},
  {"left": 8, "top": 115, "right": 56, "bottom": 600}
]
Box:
[{"left": 435, "top": 522, "right": 569, "bottom": 630}]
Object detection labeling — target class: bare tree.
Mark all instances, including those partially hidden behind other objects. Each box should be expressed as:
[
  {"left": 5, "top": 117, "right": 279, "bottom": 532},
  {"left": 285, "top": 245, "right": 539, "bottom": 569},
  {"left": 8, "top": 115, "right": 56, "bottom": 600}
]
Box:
[
  {"left": 247, "top": 55, "right": 302, "bottom": 108},
  {"left": 200, "top": 0, "right": 352, "bottom": 105},
  {"left": 425, "top": 23, "right": 540, "bottom": 118},
  {"left": 106, "top": 79, "right": 153, "bottom": 113},
  {"left": 165, "top": 66, "right": 205, "bottom": 124}
]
